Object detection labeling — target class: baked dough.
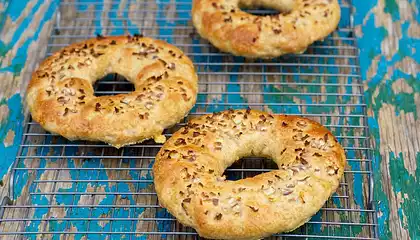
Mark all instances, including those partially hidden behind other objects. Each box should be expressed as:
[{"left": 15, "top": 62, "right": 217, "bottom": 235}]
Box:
[
  {"left": 27, "top": 35, "right": 198, "bottom": 148},
  {"left": 153, "top": 109, "right": 346, "bottom": 239},
  {"left": 192, "top": 0, "right": 341, "bottom": 58}
]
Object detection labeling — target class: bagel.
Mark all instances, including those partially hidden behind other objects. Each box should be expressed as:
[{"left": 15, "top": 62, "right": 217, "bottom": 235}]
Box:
[
  {"left": 192, "top": 0, "right": 341, "bottom": 58},
  {"left": 26, "top": 35, "right": 198, "bottom": 148},
  {"left": 153, "top": 109, "right": 346, "bottom": 239}
]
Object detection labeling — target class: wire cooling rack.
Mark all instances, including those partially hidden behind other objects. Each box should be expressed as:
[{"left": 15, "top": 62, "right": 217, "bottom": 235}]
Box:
[{"left": 0, "top": 0, "right": 379, "bottom": 239}]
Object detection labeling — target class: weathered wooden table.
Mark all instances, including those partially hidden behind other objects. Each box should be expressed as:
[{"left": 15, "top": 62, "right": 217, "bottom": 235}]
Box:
[{"left": 0, "top": 0, "right": 418, "bottom": 239}]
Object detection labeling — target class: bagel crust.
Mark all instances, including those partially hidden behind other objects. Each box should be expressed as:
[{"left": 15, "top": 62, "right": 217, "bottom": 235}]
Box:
[
  {"left": 192, "top": 0, "right": 341, "bottom": 58},
  {"left": 27, "top": 35, "right": 198, "bottom": 148},
  {"left": 154, "top": 109, "right": 346, "bottom": 239}
]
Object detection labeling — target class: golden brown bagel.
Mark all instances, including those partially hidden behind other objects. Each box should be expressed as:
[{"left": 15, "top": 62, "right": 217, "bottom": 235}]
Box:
[
  {"left": 192, "top": 0, "right": 341, "bottom": 58},
  {"left": 153, "top": 109, "right": 346, "bottom": 240},
  {"left": 26, "top": 35, "right": 198, "bottom": 148}
]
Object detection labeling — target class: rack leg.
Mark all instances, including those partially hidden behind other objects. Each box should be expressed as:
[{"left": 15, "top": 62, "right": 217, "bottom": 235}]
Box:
[
  {"left": 0, "top": 196, "right": 13, "bottom": 220},
  {"left": 55, "top": 9, "right": 61, "bottom": 35}
]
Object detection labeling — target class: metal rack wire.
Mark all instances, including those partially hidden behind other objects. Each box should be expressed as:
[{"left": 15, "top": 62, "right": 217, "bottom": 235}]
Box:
[{"left": 0, "top": 0, "right": 378, "bottom": 239}]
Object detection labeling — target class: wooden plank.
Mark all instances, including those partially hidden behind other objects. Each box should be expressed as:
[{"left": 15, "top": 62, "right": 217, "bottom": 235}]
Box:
[
  {"left": 0, "top": 0, "right": 417, "bottom": 239},
  {"left": 354, "top": 0, "right": 420, "bottom": 239},
  {"left": 1, "top": 1, "right": 374, "bottom": 239},
  {"left": 0, "top": 0, "right": 58, "bottom": 206}
]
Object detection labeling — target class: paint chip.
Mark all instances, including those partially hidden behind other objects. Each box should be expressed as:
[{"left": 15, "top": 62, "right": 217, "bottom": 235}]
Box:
[
  {"left": 3, "top": 130, "right": 15, "bottom": 147},
  {"left": 0, "top": 105, "right": 9, "bottom": 124}
]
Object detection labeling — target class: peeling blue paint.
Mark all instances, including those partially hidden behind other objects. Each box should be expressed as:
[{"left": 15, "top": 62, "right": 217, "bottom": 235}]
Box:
[
  {"left": 1, "top": 0, "right": 59, "bottom": 73},
  {"left": 0, "top": 94, "right": 23, "bottom": 181},
  {"left": 355, "top": 0, "right": 420, "bottom": 238},
  {"left": 3, "top": 0, "right": 29, "bottom": 21},
  {"left": 1, "top": 0, "right": 418, "bottom": 238}
]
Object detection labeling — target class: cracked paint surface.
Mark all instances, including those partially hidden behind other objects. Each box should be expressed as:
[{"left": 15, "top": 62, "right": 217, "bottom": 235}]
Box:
[
  {"left": 0, "top": 0, "right": 418, "bottom": 239},
  {"left": 355, "top": 0, "right": 419, "bottom": 239}
]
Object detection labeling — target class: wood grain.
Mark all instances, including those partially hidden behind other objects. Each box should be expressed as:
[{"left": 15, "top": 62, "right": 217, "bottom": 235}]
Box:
[
  {"left": 354, "top": 0, "right": 420, "bottom": 239},
  {"left": 0, "top": 0, "right": 418, "bottom": 239},
  {"left": 0, "top": 0, "right": 57, "bottom": 209}
]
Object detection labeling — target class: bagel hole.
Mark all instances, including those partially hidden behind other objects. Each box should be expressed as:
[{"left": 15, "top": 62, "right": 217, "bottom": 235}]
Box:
[
  {"left": 239, "top": 0, "right": 295, "bottom": 16},
  {"left": 240, "top": 7, "right": 280, "bottom": 16},
  {"left": 93, "top": 73, "right": 134, "bottom": 96},
  {"left": 224, "top": 157, "right": 278, "bottom": 181},
  {"left": 239, "top": 0, "right": 294, "bottom": 15}
]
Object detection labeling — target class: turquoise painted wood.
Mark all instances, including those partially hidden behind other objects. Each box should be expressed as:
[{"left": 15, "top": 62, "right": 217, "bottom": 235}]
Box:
[
  {"left": 354, "top": 0, "right": 420, "bottom": 239},
  {"left": 0, "top": 0, "right": 418, "bottom": 239}
]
